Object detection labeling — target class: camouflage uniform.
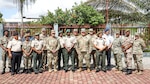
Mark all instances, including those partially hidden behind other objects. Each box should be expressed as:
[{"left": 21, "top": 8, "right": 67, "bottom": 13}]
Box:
[
  {"left": 22, "top": 40, "right": 32, "bottom": 70},
  {"left": 122, "top": 36, "right": 133, "bottom": 70},
  {"left": 133, "top": 37, "right": 145, "bottom": 71},
  {"left": 77, "top": 34, "right": 90, "bottom": 70},
  {"left": 0, "top": 36, "right": 11, "bottom": 70},
  {"left": 46, "top": 36, "right": 60, "bottom": 71},
  {"left": 112, "top": 36, "right": 123, "bottom": 71},
  {"left": 87, "top": 34, "right": 97, "bottom": 68},
  {"left": 72, "top": 32, "right": 80, "bottom": 68},
  {"left": 39, "top": 33, "right": 47, "bottom": 70}
]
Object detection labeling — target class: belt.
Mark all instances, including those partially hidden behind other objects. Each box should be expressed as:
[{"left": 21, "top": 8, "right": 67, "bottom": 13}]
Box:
[{"left": 12, "top": 51, "right": 22, "bottom": 53}]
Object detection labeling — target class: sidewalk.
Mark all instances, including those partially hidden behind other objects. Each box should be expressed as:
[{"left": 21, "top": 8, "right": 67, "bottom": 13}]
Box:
[{"left": 0, "top": 57, "right": 150, "bottom": 84}]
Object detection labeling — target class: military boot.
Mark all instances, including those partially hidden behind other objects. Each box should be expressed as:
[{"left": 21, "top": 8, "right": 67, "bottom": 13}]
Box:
[
  {"left": 1, "top": 68, "right": 5, "bottom": 74},
  {"left": 125, "top": 69, "right": 132, "bottom": 75}
]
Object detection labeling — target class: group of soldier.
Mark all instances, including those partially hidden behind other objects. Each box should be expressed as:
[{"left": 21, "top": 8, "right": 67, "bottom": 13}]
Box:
[{"left": 0, "top": 27, "right": 146, "bottom": 76}]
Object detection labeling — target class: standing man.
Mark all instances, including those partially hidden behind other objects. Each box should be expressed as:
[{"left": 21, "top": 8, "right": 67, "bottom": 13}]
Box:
[
  {"left": 31, "top": 33, "right": 45, "bottom": 74},
  {"left": 7, "top": 32, "right": 22, "bottom": 75},
  {"left": 94, "top": 31, "right": 107, "bottom": 72},
  {"left": 0, "top": 30, "right": 11, "bottom": 74},
  {"left": 87, "top": 28, "right": 97, "bottom": 68},
  {"left": 102, "top": 29, "right": 114, "bottom": 69},
  {"left": 46, "top": 30, "right": 60, "bottom": 72},
  {"left": 112, "top": 32, "right": 123, "bottom": 73},
  {"left": 39, "top": 28, "right": 47, "bottom": 70},
  {"left": 122, "top": 29, "right": 133, "bottom": 75},
  {"left": 63, "top": 29, "right": 76, "bottom": 72},
  {"left": 132, "top": 33, "right": 146, "bottom": 75},
  {"left": 22, "top": 34, "right": 32, "bottom": 74},
  {"left": 77, "top": 28, "right": 91, "bottom": 72},
  {"left": 72, "top": 29, "right": 80, "bottom": 68},
  {"left": 58, "top": 31, "right": 65, "bottom": 70}
]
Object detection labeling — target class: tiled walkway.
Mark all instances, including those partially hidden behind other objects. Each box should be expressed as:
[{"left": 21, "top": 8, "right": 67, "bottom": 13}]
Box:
[{"left": 0, "top": 69, "right": 150, "bottom": 84}]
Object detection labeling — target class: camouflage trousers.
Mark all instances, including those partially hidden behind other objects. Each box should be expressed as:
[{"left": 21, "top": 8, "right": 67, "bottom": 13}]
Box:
[
  {"left": 23, "top": 55, "right": 32, "bottom": 69},
  {"left": 124, "top": 52, "right": 132, "bottom": 69},
  {"left": 133, "top": 54, "right": 143, "bottom": 71},
  {"left": 42, "top": 50, "right": 47, "bottom": 69},
  {"left": 1, "top": 50, "right": 11, "bottom": 68},
  {"left": 78, "top": 52, "right": 90, "bottom": 68},
  {"left": 114, "top": 53, "right": 123, "bottom": 71},
  {"left": 47, "top": 51, "right": 58, "bottom": 70}
]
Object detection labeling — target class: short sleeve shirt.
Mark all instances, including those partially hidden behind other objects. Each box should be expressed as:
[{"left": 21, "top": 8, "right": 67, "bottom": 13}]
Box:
[
  {"left": 7, "top": 39, "right": 22, "bottom": 52},
  {"left": 63, "top": 36, "right": 77, "bottom": 48},
  {"left": 31, "top": 39, "right": 44, "bottom": 50}
]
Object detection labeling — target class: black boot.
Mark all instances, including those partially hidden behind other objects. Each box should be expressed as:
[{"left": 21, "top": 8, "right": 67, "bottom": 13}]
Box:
[
  {"left": 125, "top": 69, "right": 132, "bottom": 75},
  {"left": 25, "top": 69, "right": 28, "bottom": 74},
  {"left": 1, "top": 68, "right": 5, "bottom": 74},
  {"left": 28, "top": 69, "right": 32, "bottom": 74},
  {"left": 9, "top": 67, "right": 11, "bottom": 72}
]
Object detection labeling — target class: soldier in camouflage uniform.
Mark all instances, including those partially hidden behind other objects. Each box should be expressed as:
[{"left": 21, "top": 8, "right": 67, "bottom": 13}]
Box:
[
  {"left": 87, "top": 28, "right": 97, "bottom": 68},
  {"left": 0, "top": 30, "right": 11, "bottom": 74},
  {"left": 132, "top": 33, "right": 146, "bottom": 75},
  {"left": 94, "top": 31, "right": 107, "bottom": 72},
  {"left": 39, "top": 28, "right": 48, "bottom": 70},
  {"left": 22, "top": 34, "right": 32, "bottom": 74},
  {"left": 72, "top": 29, "right": 80, "bottom": 68},
  {"left": 112, "top": 32, "right": 123, "bottom": 73},
  {"left": 77, "top": 28, "right": 91, "bottom": 72},
  {"left": 46, "top": 30, "right": 60, "bottom": 72},
  {"left": 122, "top": 29, "right": 134, "bottom": 75}
]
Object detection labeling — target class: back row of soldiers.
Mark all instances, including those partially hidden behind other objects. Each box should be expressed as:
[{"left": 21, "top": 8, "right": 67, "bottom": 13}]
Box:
[{"left": 0, "top": 28, "right": 146, "bottom": 75}]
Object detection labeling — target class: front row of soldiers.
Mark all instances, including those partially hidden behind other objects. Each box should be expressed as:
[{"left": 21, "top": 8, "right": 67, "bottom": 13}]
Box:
[{"left": 0, "top": 28, "right": 146, "bottom": 75}]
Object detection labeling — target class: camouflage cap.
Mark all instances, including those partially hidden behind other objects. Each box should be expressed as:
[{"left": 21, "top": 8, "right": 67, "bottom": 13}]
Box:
[
  {"left": 34, "top": 33, "right": 40, "bottom": 36},
  {"left": 125, "top": 29, "right": 130, "bottom": 32},
  {"left": 24, "top": 34, "right": 30, "bottom": 38},
  {"left": 73, "top": 29, "right": 78, "bottom": 32},
  {"left": 81, "top": 28, "right": 86, "bottom": 32},
  {"left": 51, "top": 30, "right": 55, "bottom": 33},
  {"left": 115, "top": 31, "right": 120, "bottom": 34},
  {"left": 89, "top": 28, "right": 93, "bottom": 32},
  {"left": 135, "top": 32, "right": 140, "bottom": 36},
  {"left": 41, "top": 28, "right": 46, "bottom": 31}
]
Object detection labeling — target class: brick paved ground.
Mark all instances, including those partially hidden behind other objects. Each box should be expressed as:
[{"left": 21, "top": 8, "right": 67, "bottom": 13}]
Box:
[
  {"left": 0, "top": 56, "right": 150, "bottom": 84},
  {"left": 0, "top": 69, "right": 150, "bottom": 84}
]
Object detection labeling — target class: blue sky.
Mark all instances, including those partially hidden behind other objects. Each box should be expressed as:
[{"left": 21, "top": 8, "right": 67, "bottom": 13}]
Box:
[
  {"left": 0, "top": 0, "right": 87, "bottom": 19},
  {"left": 0, "top": 8, "right": 17, "bottom": 19}
]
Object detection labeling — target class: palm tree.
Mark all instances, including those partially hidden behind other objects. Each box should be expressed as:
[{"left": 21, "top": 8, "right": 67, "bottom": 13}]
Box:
[
  {"left": 14, "top": 0, "right": 36, "bottom": 27},
  {"left": 13, "top": 0, "right": 36, "bottom": 37}
]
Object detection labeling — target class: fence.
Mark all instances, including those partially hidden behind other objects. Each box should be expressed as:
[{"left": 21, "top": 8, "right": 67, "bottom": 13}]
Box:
[{"left": 3, "top": 24, "right": 150, "bottom": 44}]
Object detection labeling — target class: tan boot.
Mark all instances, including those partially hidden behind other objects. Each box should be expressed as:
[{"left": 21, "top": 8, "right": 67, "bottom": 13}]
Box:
[
  {"left": 115, "top": 70, "right": 122, "bottom": 74},
  {"left": 133, "top": 70, "right": 138, "bottom": 74},
  {"left": 136, "top": 71, "right": 143, "bottom": 75},
  {"left": 112, "top": 68, "right": 118, "bottom": 71},
  {"left": 87, "top": 68, "right": 91, "bottom": 73},
  {"left": 54, "top": 69, "right": 57, "bottom": 72},
  {"left": 49, "top": 69, "right": 53, "bottom": 73},
  {"left": 77, "top": 68, "right": 82, "bottom": 72}
]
